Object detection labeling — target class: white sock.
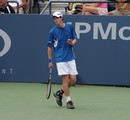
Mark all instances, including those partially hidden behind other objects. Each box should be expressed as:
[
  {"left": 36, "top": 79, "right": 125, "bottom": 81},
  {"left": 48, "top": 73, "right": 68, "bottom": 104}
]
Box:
[{"left": 66, "top": 96, "right": 71, "bottom": 103}]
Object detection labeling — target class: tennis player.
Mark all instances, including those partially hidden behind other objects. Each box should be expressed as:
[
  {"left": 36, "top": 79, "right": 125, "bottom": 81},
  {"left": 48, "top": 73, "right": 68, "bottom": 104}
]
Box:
[{"left": 47, "top": 11, "right": 78, "bottom": 109}]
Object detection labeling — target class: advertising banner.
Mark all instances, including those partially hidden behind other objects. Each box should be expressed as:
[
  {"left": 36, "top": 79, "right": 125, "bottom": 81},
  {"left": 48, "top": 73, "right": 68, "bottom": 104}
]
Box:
[{"left": 0, "top": 15, "right": 130, "bottom": 86}]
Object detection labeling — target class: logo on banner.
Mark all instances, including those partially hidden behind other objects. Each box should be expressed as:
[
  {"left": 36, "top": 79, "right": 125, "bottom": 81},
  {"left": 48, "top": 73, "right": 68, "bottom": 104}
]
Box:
[
  {"left": 67, "top": 22, "right": 130, "bottom": 40},
  {"left": 0, "top": 29, "right": 11, "bottom": 57}
]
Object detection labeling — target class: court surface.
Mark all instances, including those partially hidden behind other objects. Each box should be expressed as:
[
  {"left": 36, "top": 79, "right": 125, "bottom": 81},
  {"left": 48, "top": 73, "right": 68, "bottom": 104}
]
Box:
[{"left": 0, "top": 82, "right": 130, "bottom": 120}]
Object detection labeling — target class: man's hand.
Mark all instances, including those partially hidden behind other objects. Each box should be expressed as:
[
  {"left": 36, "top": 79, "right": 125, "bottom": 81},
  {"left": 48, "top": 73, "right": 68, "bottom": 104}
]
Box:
[
  {"left": 67, "top": 39, "right": 76, "bottom": 45},
  {"left": 48, "top": 62, "right": 53, "bottom": 68}
]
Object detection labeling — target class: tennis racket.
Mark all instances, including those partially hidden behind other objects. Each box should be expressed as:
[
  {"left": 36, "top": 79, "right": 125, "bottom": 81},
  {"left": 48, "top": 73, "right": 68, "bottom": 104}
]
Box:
[{"left": 46, "top": 68, "right": 52, "bottom": 99}]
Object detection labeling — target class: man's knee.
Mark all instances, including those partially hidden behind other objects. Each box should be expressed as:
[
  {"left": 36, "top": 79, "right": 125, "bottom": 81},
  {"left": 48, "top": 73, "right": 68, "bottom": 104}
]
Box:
[{"left": 70, "top": 75, "right": 76, "bottom": 86}]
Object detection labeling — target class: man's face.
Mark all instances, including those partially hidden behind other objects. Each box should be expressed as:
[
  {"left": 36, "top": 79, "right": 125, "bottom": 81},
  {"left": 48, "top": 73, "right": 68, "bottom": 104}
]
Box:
[{"left": 53, "top": 16, "right": 63, "bottom": 25}]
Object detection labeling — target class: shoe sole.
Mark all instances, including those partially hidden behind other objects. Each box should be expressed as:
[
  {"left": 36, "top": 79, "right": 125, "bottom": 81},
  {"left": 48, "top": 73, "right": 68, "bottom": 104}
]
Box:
[
  {"left": 67, "top": 105, "right": 75, "bottom": 109},
  {"left": 67, "top": 107, "right": 75, "bottom": 109}
]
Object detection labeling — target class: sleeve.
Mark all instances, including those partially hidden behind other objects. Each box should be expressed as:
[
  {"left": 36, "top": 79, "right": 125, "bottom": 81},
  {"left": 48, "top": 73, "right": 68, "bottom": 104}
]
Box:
[{"left": 47, "top": 30, "right": 54, "bottom": 48}]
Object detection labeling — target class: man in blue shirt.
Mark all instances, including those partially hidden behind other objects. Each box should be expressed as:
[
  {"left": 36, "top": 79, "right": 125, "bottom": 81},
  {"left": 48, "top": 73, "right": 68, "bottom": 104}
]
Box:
[{"left": 47, "top": 11, "right": 78, "bottom": 109}]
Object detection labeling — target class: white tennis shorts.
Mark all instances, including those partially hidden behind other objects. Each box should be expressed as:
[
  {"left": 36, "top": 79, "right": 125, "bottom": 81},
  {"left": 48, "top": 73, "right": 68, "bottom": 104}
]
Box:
[{"left": 56, "top": 59, "right": 78, "bottom": 76}]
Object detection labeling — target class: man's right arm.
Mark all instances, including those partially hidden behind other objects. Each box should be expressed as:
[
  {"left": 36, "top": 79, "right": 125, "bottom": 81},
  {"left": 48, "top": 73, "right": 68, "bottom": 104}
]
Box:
[{"left": 48, "top": 47, "right": 53, "bottom": 68}]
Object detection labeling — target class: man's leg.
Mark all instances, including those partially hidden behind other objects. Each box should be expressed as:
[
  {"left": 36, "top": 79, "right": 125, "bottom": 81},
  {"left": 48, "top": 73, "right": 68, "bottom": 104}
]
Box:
[
  {"left": 69, "top": 75, "right": 77, "bottom": 86},
  {"left": 82, "top": 6, "right": 98, "bottom": 15},
  {"left": 62, "top": 75, "right": 70, "bottom": 97},
  {"left": 108, "top": 10, "right": 122, "bottom": 16},
  {"left": 62, "top": 75, "right": 75, "bottom": 109}
]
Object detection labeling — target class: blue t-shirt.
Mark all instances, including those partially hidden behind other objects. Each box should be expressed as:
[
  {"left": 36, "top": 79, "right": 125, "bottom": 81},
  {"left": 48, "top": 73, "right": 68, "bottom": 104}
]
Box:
[{"left": 48, "top": 23, "right": 77, "bottom": 63}]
